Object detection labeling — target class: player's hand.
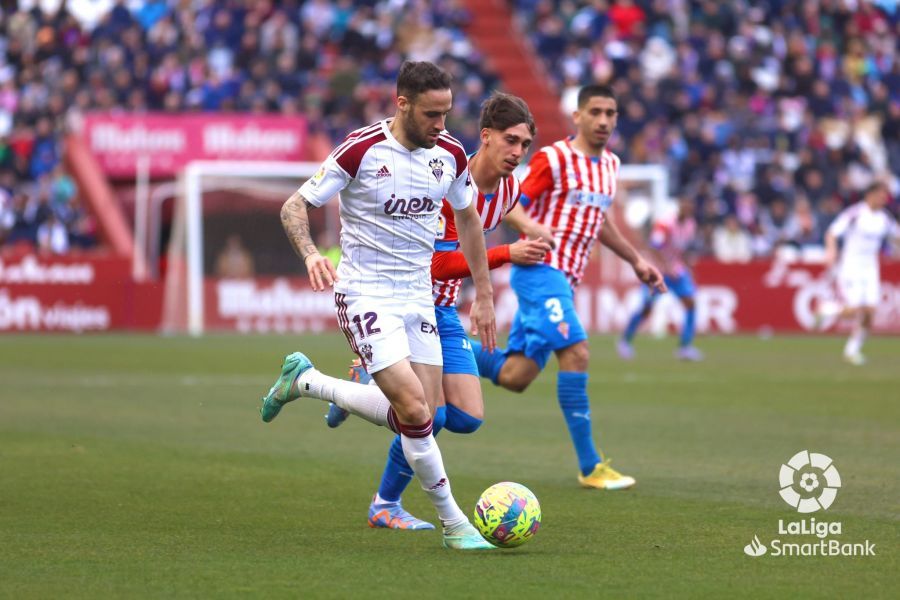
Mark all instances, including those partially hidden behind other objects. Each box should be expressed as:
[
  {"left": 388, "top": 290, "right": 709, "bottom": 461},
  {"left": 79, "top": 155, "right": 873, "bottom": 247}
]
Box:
[
  {"left": 304, "top": 252, "right": 338, "bottom": 291},
  {"left": 509, "top": 238, "right": 553, "bottom": 265},
  {"left": 634, "top": 258, "right": 667, "bottom": 293},
  {"left": 469, "top": 295, "right": 497, "bottom": 353}
]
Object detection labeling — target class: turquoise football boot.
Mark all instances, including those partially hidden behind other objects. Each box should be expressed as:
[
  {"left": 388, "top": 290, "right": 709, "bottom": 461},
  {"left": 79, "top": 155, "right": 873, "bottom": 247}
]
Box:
[
  {"left": 442, "top": 522, "right": 496, "bottom": 550},
  {"left": 260, "top": 352, "right": 313, "bottom": 423}
]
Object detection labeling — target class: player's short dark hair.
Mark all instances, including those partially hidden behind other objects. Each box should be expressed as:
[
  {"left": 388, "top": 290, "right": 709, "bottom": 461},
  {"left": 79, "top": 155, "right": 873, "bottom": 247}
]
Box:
[
  {"left": 577, "top": 84, "right": 616, "bottom": 108},
  {"left": 396, "top": 61, "right": 452, "bottom": 102},
  {"left": 864, "top": 180, "right": 889, "bottom": 197},
  {"left": 479, "top": 92, "right": 536, "bottom": 136}
]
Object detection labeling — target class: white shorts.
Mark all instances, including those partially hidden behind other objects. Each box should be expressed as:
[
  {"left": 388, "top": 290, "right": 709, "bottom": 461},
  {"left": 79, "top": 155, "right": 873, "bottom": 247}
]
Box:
[
  {"left": 837, "top": 273, "right": 880, "bottom": 308},
  {"left": 334, "top": 292, "right": 442, "bottom": 373}
]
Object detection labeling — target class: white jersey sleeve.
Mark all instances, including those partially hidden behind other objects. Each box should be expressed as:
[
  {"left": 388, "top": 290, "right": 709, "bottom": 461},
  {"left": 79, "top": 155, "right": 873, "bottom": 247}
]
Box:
[
  {"left": 826, "top": 205, "right": 856, "bottom": 239},
  {"left": 298, "top": 156, "right": 351, "bottom": 207}
]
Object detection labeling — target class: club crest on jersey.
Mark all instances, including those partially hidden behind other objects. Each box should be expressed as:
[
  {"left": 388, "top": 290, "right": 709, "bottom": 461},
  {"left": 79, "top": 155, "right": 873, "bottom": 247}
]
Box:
[
  {"left": 557, "top": 321, "right": 570, "bottom": 339},
  {"left": 360, "top": 343, "right": 373, "bottom": 363},
  {"left": 429, "top": 158, "right": 444, "bottom": 181}
]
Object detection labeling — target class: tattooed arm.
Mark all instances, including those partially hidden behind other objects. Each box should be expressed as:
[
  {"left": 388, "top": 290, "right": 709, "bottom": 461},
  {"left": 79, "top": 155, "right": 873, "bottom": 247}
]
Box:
[{"left": 281, "top": 191, "right": 338, "bottom": 291}]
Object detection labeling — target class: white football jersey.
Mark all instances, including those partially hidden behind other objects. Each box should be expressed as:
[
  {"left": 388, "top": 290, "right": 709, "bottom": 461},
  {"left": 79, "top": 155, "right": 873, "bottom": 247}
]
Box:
[
  {"left": 827, "top": 201, "right": 900, "bottom": 276},
  {"left": 299, "top": 119, "right": 471, "bottom": 299}
]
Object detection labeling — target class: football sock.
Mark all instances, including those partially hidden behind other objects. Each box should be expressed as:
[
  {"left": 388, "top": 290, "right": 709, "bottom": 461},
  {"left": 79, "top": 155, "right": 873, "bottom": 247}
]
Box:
[
  {"left": 297, "top": 369, "right": 394, "bottom": 429},
  {"left": 399, "top": 427, "right": 467, "bottom": 529},
  {"left": 470, "top": 340, "right": 507, "bottom": 384},
  {"left": 376, "top": 406, "right": 446, "bottom": 503},
  {"left": 444, "top": 404, "right": 483, "bottom": 434},
  {"left": 557, "top": 371, "right": 601, "bottom": 476},
  {"left": 844, "top": 325, "right": 866, "bottom": 356},
  {"left": 818, "top": 300, "right": 842, "bottom": 318},
  {"left": 623, "top": 306, "right": 647, "bottom": 342},
  {"left": 680, "top": 305, "right": 696, "bottom": 347}
]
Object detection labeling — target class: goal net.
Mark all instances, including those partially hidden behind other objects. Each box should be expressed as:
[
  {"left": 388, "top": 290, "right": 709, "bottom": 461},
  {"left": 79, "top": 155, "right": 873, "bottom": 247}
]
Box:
[{"left": 161, "top": 160, "right": 325, "bottom": 336}]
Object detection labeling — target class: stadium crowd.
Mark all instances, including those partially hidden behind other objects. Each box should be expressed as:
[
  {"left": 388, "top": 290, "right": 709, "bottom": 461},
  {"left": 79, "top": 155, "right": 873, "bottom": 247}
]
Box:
[
  {"left": 516, "top": 0, "right": 899, "bottom": 259},
  {"left": 1, "top": 0, "right": 897, "bottom": 261},
  {"left": 0, "top": 0, "right": 496, "bottom": 253}
]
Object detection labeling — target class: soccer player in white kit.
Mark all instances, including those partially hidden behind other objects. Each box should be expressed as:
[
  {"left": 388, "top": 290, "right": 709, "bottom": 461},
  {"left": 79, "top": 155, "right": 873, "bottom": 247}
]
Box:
[
  {"left": 259, "top": 61, "right": 497, "bottom": 550},
  {"left": 823, "top": 181, "right": 900, "bottom": 365}
]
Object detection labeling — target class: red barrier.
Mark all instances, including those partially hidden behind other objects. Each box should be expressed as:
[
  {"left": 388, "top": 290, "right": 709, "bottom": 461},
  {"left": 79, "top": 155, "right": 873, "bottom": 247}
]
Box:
[
  {"left": 80, "top": 114, "right": 309, "bottom": 178},
  {"left": 201, "top": 260, "right": 900, "bottom": 335},
  {"left": 3, "top": 255, "right": 898, "bottom": 334},
  {"left": 563, "top": 259, "right": 900, "bottom": 335},
  {"left": 0, "top": 255, "right": 162, "bottom": 332}
]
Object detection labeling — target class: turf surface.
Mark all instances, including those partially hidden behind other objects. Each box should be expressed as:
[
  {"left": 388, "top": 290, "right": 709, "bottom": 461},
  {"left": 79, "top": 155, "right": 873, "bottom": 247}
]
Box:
[{"left": 1, "top": 334, "right": 897, "bottom": 598}]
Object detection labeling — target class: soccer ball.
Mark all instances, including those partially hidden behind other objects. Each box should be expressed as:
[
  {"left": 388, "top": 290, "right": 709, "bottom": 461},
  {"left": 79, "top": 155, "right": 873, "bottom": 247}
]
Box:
[{"left": 473, "top": 482, "right": 541, "bottom": 547}]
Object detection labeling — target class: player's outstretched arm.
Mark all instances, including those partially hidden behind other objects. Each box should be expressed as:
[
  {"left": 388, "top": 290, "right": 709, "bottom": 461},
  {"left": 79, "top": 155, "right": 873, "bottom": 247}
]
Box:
[
  {"left": 453, "top": 203, "right": 496, "bottom": 351},
  {"left": 281, "top": 191, "right": 337, "bottom": 292},
  {"left": 431, "top": 239, "right": 550, "bottom": 280},
  {"left": 599, "top": 217, "right": 667, "bottom": 293}
]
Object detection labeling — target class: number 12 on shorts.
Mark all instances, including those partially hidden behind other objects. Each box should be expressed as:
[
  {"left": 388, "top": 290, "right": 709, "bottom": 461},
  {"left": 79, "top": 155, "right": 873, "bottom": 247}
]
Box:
[{"left": 351, "top": 312, "right": 381, "bottom": 338}]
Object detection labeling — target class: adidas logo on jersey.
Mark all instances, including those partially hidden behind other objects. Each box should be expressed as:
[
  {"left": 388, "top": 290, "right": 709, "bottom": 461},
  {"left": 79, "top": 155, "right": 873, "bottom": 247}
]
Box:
[{"left": 375, "top": 165, "right": 391, "bottom": 178}]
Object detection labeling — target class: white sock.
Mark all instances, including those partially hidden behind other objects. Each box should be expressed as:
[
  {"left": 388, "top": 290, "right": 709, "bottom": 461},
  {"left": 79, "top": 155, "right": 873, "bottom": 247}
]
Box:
[
  {"left": 844, "top": 326, "right": 866, "bottom": 356},
  {"left": 297, "top": 368, "right": 393, "bottom": 428},
  {"left": 818, "top": 300, "right": 842, "bottom": 318},
  {"left": 373, "top": 493, "right": 397, "bottom": 505},
  {"left": 400, "top": 433, "right": 467, "bottom": 530}
]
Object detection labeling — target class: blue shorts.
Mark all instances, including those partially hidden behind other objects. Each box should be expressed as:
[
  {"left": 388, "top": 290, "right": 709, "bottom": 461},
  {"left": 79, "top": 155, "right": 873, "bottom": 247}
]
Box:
[
  {"left": 644, "top": 272, "right": 696, "bottom": 302},
  {"left": 507, "top": 264, "right": 587, "bottom": 370},
  {"left": 435, "top": 305, "right": 478, "bottom": 375}
]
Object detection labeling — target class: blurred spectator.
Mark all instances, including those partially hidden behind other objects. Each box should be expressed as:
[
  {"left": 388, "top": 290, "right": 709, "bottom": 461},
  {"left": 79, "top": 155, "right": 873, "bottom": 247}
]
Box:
[
  {"left": 517, "top": 0, "right": 899, "bottom": 258},
  {"left": 4, "top": 0, "right": 897, "bottom": 261},
  {"left": 215, "top": 234, "right": 255, "bottom": 278},
  {"left": 37, "top": 211, "right": 69, "bottom": 254},
  {"left": 785, "top": 197, "right": 821, "bottom": 248},
  {"left": 758, "top": 197, "right": 794, "bottom": 253},
  {"left": 66, "top": 198, "right": 99, "bottom": 250},
  {"left": 3, "top": 0, "right": 499, "bottom": 254},
  {"left": 713, "top": 214, "right": 752, "bottom": 263}
]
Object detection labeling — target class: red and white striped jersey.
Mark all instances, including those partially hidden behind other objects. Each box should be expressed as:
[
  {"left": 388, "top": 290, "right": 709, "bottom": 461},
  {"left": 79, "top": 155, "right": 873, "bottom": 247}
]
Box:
[
  {"left": 649, "top": 216, "right": 696, "bottom": 277},
  {"left": 519, "top": 139, "right": 620, "bottom": 286},
  {"left": 431, "top": 169, "right": 520, "bottom": 306},
  {"left": 298, "top": 119, "right": 470, "bottom": 300}
]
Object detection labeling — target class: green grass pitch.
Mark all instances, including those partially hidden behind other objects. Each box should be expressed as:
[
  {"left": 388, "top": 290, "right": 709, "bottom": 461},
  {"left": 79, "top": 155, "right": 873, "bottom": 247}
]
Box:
[{"left": 1, "top": 333, "right": 897, "bottom": 598}]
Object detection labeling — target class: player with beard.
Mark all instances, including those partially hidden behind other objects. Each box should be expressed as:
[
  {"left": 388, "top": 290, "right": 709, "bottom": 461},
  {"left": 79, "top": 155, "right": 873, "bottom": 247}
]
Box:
[
  {"left": 259, "top": 61, "right": 496, "bottom": 549},
  {"left": 325, "top": 93, "right": 554, "bottom": 529}
]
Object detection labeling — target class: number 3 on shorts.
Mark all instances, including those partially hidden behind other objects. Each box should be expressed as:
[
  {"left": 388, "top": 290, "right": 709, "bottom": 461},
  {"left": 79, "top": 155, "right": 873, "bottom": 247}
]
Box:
[{"left": 544, "top": 298, "right": 564, "bottom": 323}]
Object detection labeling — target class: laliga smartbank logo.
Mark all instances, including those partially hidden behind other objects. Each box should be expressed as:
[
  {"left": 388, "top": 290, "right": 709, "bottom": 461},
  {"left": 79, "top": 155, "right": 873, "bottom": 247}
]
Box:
[
  {"left": 778, "top": 450, "right": 841, "bottom": 513},
  {"left": 743, "top": 451, "right": 876, "bottom": 558}
]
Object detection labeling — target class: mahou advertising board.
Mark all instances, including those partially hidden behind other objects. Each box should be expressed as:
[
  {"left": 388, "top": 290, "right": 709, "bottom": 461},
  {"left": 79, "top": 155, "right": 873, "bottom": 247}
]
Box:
[
  {"left": 81, "top": 114, "right": 308, "bottom": 177},
  {"left": 2, "top": 255, "right": 898, "bottom": 334},
  {"left": 0, "top": 255, "right": 161, "bottom": 332},
  {"left": 204, "top": 259, "right": 900, "bottom": 335}
]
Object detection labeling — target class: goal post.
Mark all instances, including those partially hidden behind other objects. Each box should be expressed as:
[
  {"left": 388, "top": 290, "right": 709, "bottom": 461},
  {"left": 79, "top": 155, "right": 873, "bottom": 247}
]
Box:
[
  {"left": 163, "top": 161, "right": 668, "bottom": 337},
  {"left": 617, "top": 164, "right": 670, "bottom": 226},
  {"left": 165, "top": 160, "right": 323, "bottom": 336}
]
